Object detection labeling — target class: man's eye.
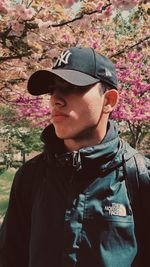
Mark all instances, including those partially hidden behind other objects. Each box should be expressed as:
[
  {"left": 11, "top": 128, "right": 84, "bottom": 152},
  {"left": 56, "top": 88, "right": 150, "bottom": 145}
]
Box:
[
  {"left": 48, "top": 87, "right": 71, "bottom": 95},
  {"left": 48, "top": 89, "right": 54, "bottom": 95},
  {"left": 61, "top": 87, "right": 71, "bottom": 94},
  {"left": 48, "top": 85, "right": 89, "bottom": 95}
]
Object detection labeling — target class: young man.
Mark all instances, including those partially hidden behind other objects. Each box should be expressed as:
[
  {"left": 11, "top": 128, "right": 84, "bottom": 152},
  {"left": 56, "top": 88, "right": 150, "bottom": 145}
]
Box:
[{"left": 0, "top": 47, "right": 149, "bottom": 267}]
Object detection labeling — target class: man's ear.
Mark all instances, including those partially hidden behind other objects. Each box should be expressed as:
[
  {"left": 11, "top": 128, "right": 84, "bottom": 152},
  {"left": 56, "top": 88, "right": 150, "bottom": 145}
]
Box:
[{"left": 103, "top": 89, "right": 119, "bottom": 113}]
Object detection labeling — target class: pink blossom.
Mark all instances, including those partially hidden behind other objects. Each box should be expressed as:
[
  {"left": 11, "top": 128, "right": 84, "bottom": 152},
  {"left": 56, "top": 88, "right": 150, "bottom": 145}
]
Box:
[
  {"left": 113, "top": 50, "right": 149, "bottom": 123},
  {"left": 112, "top": 0, "right": 140, "bottom": 10},
  {"left": 10, "top": 21, "right": 25, "bottom": 37},
  {"left": 16, "top": 96, "right": 51, "bottom": 127},
  {"left": 10, "top": 4, "right": 35, "bottom": 21},
  {"left": 0, "top": 0, "right": 10, "bottom": 14},
  {"left": 97, "top": 2, "right": 104, "bottom": 11},
  {"left": 92, "top": 41, "right": 99, "bottom": 49},
  {"left": 103, "top": 6, "right": 112, "bottom": 17},
  {"left": 57, "top": 0, "right": 78, "bottom": 8},
  {"left": 35, "top": 19, "right": 52, "bottom": 29},
  {"left": 27, "top": 32, "right": 39, "bottom": 47}
]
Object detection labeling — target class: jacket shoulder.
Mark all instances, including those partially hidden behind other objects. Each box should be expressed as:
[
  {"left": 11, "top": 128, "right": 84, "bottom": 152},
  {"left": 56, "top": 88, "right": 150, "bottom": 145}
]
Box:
[
  {"left": 121, "top": 140, "right": 150, "bottom": 183},
  {"left": 12, "top": 152, "right": 47, "bottom": 195}
]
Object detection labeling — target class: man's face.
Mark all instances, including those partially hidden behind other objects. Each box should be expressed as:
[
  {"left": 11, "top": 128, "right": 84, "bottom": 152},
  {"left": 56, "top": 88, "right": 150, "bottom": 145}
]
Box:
[{"left": 49, "top": 80, "right": 106, "bottom": 143}]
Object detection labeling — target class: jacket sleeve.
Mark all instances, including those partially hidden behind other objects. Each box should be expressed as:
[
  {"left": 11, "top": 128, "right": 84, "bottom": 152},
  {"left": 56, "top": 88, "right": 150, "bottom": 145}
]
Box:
[
  {"left": 0, "top": 166, "right": 31, "bottom": 267},
  {"left": 141, "top": 157, "right": 150, "bottom": 261},
  {"left": 135, "top": 156, "right": 150, "bottom": 266}
]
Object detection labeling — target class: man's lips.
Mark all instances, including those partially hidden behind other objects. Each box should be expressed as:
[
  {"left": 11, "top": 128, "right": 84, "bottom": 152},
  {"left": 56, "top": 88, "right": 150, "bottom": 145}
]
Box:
[{"left": 51, "top": 111, "right": 68, "bottom": 121}]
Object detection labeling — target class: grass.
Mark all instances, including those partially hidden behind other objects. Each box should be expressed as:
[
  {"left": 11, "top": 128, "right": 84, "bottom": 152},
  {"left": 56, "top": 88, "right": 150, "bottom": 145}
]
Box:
[{"left": 0, "top": 169, "right": 15, "bottom": 222}]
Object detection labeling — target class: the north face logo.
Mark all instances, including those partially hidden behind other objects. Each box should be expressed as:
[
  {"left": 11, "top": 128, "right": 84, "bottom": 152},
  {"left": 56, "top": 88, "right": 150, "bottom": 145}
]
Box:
[
  {"left": 104, "top": 203, "right": 126, "bottom": 217},
  {"left": 54, "top": 49, "right": 72, "bottom": 67}
]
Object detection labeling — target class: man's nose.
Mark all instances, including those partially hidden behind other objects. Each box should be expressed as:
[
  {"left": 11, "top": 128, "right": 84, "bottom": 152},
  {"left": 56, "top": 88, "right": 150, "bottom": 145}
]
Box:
[{"left": 50, "top": 90, "right": 66, "bottom": 107}]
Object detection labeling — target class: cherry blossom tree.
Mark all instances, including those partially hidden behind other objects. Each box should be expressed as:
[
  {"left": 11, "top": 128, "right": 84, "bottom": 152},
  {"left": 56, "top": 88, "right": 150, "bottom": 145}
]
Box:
[
  {"left": 0, "top": 0, "right": 150, "bottom": 149},
  {"left": 112, "top": 51, "right": 150, "bottom": 148}
]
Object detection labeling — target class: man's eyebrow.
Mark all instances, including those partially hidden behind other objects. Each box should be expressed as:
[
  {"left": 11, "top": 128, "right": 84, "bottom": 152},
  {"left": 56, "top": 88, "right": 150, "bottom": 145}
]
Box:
[{"left": 52, "top": 81, "right": 69, "bottom": 87}]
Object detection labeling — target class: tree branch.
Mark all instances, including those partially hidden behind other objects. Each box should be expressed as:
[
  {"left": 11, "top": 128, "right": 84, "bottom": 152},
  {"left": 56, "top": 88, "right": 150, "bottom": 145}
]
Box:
[
  {"left": 0, "top": 95, "right": 13, "bottom": 104},
  {"left": 0, "top": 3, "right": 149, "bottom": 62},
  {"left": 0, "top": 78, "right": 26, "bottom": 85},
  {"left": 51, "top": 4, "right": 111, "bottom": 27},
  {"left": 111, "top": 36, "right": 150, "bottom": 58},
  {"left": 0, "top": 34, "right": 149, "bottom": 63},
  {"left": 0, "top": 52, "right": 32, "bottom": 62}
]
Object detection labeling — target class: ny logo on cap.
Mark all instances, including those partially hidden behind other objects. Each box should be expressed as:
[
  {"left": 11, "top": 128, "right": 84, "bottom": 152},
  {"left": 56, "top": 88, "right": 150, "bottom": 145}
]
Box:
[
  {"left": 105, "top": 67, "right": 112, "bottom": 77},
  {"left": 54, "top": 49, "right": 72, "bottom": 67}
]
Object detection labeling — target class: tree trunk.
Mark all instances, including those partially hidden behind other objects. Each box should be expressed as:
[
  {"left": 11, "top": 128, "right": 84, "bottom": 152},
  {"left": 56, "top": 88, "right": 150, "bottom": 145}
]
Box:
[
  {"left": 21, "top": 150, "right": 26, "bottom": 164},
  {"left": 127, "top": 121, "right": 142, "bottom": 149}
]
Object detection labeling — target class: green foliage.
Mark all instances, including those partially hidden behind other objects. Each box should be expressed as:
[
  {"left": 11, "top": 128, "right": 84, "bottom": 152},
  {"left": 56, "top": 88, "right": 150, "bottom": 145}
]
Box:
[
  {"left": 0, "top": 165, "right": 6, "bottom": 175},
  {"left": 0, "top": 104, "right": 43, "bottom": 163},
  {"left": 0, "top": 170, "right": 14, "bottom": 218},
  {"left": 11, "top": 161, "right": 22, "bottom": 169}
]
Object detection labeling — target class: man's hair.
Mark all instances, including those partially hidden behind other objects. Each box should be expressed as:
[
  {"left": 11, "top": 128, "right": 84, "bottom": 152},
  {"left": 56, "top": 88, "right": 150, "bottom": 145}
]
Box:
[{"left": 99, "top": 82, "right": 112, "bottom": 94}]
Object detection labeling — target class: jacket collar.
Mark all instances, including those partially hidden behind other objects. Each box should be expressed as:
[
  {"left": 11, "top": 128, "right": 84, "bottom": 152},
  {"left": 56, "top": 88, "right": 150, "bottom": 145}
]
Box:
[
  {"left": 41, "top": 120, "right": 118, "bottom": 152},
  {"left": 41, "top": 120, "right": 126, "bottom": 171}
]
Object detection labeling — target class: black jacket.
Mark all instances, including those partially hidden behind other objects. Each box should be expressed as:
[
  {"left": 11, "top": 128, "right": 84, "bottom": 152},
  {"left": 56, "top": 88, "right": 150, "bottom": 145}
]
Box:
[{"left": 0, "top": 121, "right": 149, "bottom": 267}]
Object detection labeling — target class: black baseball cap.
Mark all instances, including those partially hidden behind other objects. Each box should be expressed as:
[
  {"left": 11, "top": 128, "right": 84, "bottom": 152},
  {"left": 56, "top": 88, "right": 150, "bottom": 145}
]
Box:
[{"left": 27, "top": 47, "right": 118, "bottom": 95}]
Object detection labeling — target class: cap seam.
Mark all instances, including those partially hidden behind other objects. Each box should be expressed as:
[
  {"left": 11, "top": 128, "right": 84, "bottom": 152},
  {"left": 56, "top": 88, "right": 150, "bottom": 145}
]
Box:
[{"left": 90, "top": 48, "right": 96, "bottom": 77}]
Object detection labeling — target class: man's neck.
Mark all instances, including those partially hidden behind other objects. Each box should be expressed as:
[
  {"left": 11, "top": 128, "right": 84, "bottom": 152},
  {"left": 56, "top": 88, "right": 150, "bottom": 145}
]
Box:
[{"left": 64, "top": 127, "right": 107, "bottom": 152}]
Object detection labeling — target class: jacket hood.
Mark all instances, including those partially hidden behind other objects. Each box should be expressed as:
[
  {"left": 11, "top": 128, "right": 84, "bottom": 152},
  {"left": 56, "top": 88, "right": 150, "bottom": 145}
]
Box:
[{"left": 41, "top": 120, "right": 137, "bottom": 172}]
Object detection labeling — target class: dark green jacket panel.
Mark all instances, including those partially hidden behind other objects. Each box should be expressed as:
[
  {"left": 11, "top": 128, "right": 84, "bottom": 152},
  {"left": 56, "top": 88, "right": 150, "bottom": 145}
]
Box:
[{"left": 0, "top": 121, "right": 149, "bottom": 267}]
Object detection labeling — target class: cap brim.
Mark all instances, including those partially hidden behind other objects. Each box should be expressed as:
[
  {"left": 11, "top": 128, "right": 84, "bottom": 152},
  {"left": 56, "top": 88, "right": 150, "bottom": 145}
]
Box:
[{"left": 27, "top": 69, "right": 99, "bottom": 96}]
